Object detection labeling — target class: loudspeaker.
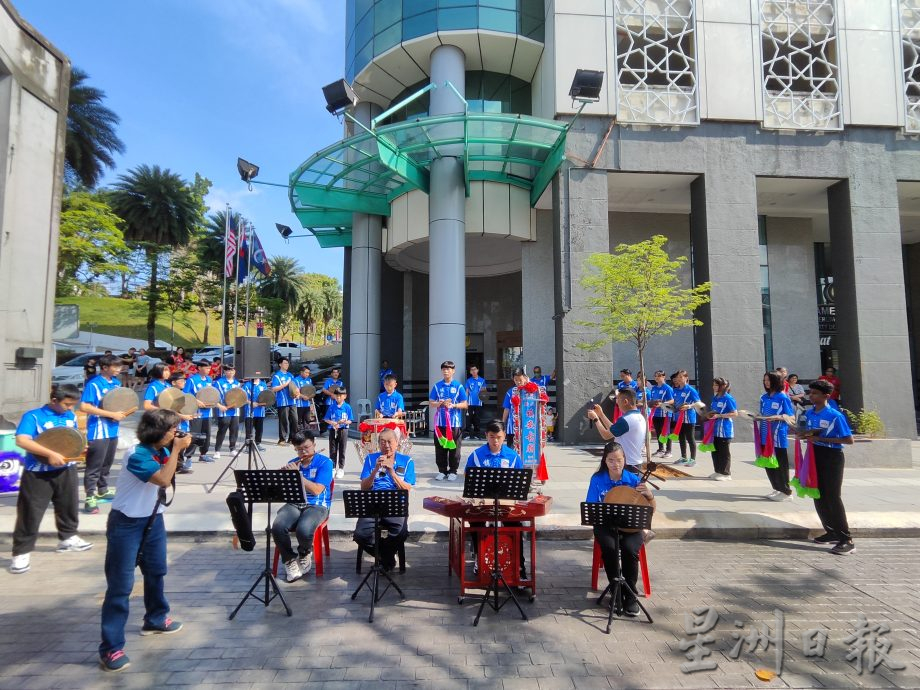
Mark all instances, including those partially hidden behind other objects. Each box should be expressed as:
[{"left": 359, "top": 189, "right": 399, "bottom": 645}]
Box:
[{"left": 236, "top": 336, "right": 271, "bottom": 379}]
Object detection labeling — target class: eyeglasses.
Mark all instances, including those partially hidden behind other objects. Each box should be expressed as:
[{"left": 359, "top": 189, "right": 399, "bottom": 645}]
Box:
[{"left": 294, "top": 445, "right": 313, "bottom": 454}]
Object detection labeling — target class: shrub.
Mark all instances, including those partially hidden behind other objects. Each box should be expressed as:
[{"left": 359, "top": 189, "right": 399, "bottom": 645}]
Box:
[{"left": 842, "top": 408, "right": 886, "bottom": 438}]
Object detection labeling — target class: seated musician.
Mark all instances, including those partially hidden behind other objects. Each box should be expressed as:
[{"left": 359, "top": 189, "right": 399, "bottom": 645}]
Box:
[
  {"left": 375, "top": 374, "right": 405, "bottom": 419},
  {"left": 586, "top": 440, "right": 655, "bottom": 617},
  {"left": 464, "top": 420, "right": 527, "bottom": 580},
  {"left": 354, "top": 428, "right": 415, "bottom": 572},
  {"left": 271, "top": 431, "right": 334, "bottom": 583}
]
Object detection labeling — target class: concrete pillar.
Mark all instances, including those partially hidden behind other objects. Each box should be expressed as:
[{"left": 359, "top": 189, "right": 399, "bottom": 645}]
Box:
[
  {"left": 690, "top": 171, "right": 764, "bottom": 408},
  {"left": 348, "top": 101, "right": 382, "bottom": 406},
  {"left": 828, "top": 173, "right": 916, "bottom": 438},
  {"left": 553, "top": 164, "right": 612, "bottom": 443},
  {"left": 522, "top": 209, "right": 556, "bottom": 377},
  {"left": 428, "top": 44, "right": 467, "bottom": 385}
]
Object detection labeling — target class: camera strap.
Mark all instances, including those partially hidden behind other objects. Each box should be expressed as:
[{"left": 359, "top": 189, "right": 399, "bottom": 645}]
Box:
[{"left": 136, "top": 474, "right": 175, "bottom": 567}]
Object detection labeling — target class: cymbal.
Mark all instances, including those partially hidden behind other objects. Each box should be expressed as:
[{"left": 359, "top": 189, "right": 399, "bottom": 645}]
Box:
[
  {"left": 179, "top": 393, "right": 199, "bottom": 416},
  {"left": 157, "top": 387, "right": 186, "bottom": 412},
  {"left": 299, "top": 384, "right": 316, "bottom": 399},
  {"left": 225, "top": 387, "right": 248, "bottom": 409},
  {"left": 257, "top": 389, "right": 275, "bottom": 406},
  {"left": 33, "top": 427, "right": 85, "bottom": 459},
  {"left": 101, "top": 387, "right": 139, "bottom": 413},
  {"left": 195, "top": 386, "right": 220, "bottom": 406}
]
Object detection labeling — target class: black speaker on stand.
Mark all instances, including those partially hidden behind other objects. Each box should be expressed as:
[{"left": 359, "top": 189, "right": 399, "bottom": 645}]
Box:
[{"left": 236, "top": 336, "right": 271, "bottom": 380}]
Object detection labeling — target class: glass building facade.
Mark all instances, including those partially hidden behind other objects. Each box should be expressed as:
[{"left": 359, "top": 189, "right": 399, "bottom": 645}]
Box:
[{"left": 345, "top": 0, "right": 545, "bottom": 81}]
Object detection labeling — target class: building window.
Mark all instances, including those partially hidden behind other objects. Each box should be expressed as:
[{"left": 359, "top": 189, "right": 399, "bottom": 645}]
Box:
[
  {"left": 760, "top": 0, "right": 841, "bottom": 130},
  {"left": 759, "top": 217, "right": 774, "bottom": 371},
  {"left": 613, "top": 0, "right": 699, "bottom": 125},
  {"left": 900, "top": 1, "right": 920, "bottom": 133}
]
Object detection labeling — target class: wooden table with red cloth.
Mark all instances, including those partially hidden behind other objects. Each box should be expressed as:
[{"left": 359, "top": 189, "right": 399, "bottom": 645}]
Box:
[{"left": 423, "top": 495, "right": 553, "bottom": 602}]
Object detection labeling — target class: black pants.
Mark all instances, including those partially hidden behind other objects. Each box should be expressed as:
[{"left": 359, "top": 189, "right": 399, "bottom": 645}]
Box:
[
  {"left": 13, "top": 466, "right": 80, "bottom": 556},
  {"left": 593, "top": 525, "right": 643, "bottom": 598},
  {"left": 354, "top": 515, "right": 407, "bottom": 569},
  {"left": 678, "top": 422, "right": 696, "bottom": 459},
  {"left": 434, "top": 427, "right": 463, "bottom": 475},
  {"left": 215, "top": 417, "right": 239, "bottom": 451},
  {"left": 244, "top": 417, "right": 264, "bottom": 444},
  {"left": 278, "top": 405, "right": 297, "bottom": 443},
  {"left": 328, "top": 428, "right": 347, "bottom": 468},
  {"left": 190, "top": 418, "right": 211, "bottom": 455},
  {"left": 765, "top": 447, "right": 791, "bottom": 495},
  {"left": 84, "top": 437, "right": 118, "bottom": 496},
  {"left": 297, "top": 406, "right": 312, "bottom": 432},
  {"left": 652, "top": 417, "right": 672, "bottom": 452},
  {"left": 712, "top": 437, "right": 732, "bottom": 475},
  {"left": 813, "top": 446, "right": 851, "bottom": 541},
  {"left": 466, "top": 407, "right": 482, "bottom": 437}
]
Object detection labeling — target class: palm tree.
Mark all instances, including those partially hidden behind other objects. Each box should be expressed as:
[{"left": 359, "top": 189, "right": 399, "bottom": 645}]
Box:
[
  {"left": 295, "top": 282, "right": 323, "bottom": 342},
  {"left": 320, "top": 281, "right": 342, "bottom": 340},
  {"left": 109, "top": 165, "right": 200, "bottom": 347},
  {"left": 65, "top": 67, "right": 125, "bottom": 189},
  {"left": 258, "top": 256, "right": 303, "bottom": 340}
]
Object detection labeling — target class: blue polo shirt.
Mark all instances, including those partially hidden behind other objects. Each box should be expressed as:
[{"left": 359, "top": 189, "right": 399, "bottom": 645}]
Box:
[
  {"left": 586, "top": 469, "right": 640, "bottom": 503},
  {"left": 804, "top": 405, "right": 853, "bottom": 449},
  {"left": 272, "top": 371, "right": 295, "bottom": 407},
  {"left": 759, "top": 392, "right": 794, "bottom": 448},
  {"left": 466, "top": 376, "right": 486, "bottom": 406},
  {"left": 531, "top": 375, "right": 552, "bottom": 388},
  {"left": 360, "top": 452, "right": 416, "bottom": 490},
  {"left": 81, "top": 374, "right": 121, "bottom": 440},
  {"left": 323, "top": 377, "right": 345, "bottom": 395},
  {"left": 502, "top": 388, "right": 516, "bottom": 434},
  {"left": 465, "top": 443, "right": 523, "bottom": 469},
  {"left": 215, "top": 377, "right": 242, "bottom": 418},
  {"left": 324, "top": 400, "right": 353, "bottom": 427},
  {"left": 672, "top": 384, "right": 702, "bottom": 424},
  {"left": 294, "top": 375, "right": 313, "bottom": 408},
  {"left": 430, "top": 380, "right": 467, "bottom": 428},
  {"left": 648, "top": 383, "right": 674, "bottom": 418},
  {"left": 379, "top": 367, "right": 394, "bottom": 391},
  {"left": 16, "top": 404, "right": 79, "bottom": 473},
  {"left": 376, "top": 390, "right": 405, "bottom": 418},
  {"left": 184, "top": 373, "right": 213, "bottom": 419},
  {"left": 289, "top": 453, "right": 334, "bottom": 508},
  {"left": 710, "top": 393, "right": 737, "bottom": 438},
  {"left": 617, "top": 380, "right": 639, "bottom": 393},
  {"left": 245, "top": 380, "right": 267, "bottom": 419},
  {"left": 144, "top": 379, "right": 170, "bottom": 406}
]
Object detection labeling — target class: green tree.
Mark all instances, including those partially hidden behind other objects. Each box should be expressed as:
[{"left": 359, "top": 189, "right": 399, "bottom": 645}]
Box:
[
  {"left": 580, "top": 235, "right": 712, "bottom": 455},
  {"left": 56, "top": 190, "right": 129, "bottom": 295},
  {"left": 319, "top": 279, "right": 342, "bottom": 341},
  {"left": 109, "top": 165, "right": 201, "bottom": 347},
  {"left": 64, "top": 67, "right": 125, "bottom": 189}
]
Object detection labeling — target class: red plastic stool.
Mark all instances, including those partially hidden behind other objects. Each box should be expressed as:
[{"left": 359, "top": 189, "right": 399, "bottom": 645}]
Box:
[
  {"left": 591, "top": 538, "right": 651, "bottom": 598},
  {"left": 272, "top": 518, "right": 331, "bottom": 577}
]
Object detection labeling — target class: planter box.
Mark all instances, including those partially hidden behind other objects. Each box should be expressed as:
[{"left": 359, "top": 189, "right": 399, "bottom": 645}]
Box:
[{"left": 843, "top": 437, "right": 912, "bottom": 468}]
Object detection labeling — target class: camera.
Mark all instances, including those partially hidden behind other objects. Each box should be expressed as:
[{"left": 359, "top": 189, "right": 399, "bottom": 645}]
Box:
[{"left": 172, "top": 431, "right": 207, "bottom": 459}]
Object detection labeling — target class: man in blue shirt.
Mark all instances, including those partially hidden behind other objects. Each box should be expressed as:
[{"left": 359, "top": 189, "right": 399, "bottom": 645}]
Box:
[
  {"left": 243, "top": 378, "right": 268, "bottom": 451},
  {"left": 213, "top": 364, "right": 242, "bottom": 459},
  {"left": 429, "top": 360, "right": 468, "bottom": 482},
  {"left": 80, "top": 354, "right": 132, "bottom": 514},
  {"left": 324, "top": 387, "right": 354, "bottom": 478},
  {"left": 531, "top": 366, "right": 554, "bottom": 389},
  {"left": 271, "top": 358, "right": 297, "bottom": 446},
  {"left": 355, "top": 428, "right": 416, "bottom": 572},
  {"left": 376, "top": 374, "right": 405, "bottom": 419},
  {"left": 379, "top": 360, "right": 394, "bottom": 391},
  {"left": 271, "top": 430, "right": 334, "bottom": 582},
  {"left": 10, "top": 385, "right": 93, "bottom": 575},
  {"left": 184, "top": 362, "right": 215, "bottom": 460},
  {"left": 321, "top": 366, "right": 345, "bottom": 431},
  {"left": 293, "top": 364, "right": 314, "bottom": 433},
  {"left": 587, "top": 388, "right": 648, "bottom": 470},
  {"left": 798, "top": 380, "right": 855, "bottom": 555},
  {"left": 464, "top": 365, "right": 486, "bottom": 440},
  {"left": 465, "top": 420, "right": 524, "bottom": 470}
]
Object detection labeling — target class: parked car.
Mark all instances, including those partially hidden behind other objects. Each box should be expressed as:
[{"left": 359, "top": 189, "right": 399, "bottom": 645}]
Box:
[
  {"left": 52, "top": 352, "right": 161, "bottom": 390},
  {"left": 272, "top": 341, "right": 310, "bottom": 361},
  {"left": 191, "top": 345, "right": 235, "bottom": 362}
]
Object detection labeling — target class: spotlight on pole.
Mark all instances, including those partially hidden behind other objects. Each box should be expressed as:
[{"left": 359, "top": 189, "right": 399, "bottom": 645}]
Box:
[
  {"left": 569, "top": 69, "right": 605, "bottom": 104},
  {"left": 276, "top": 223, "right": 293, "bottom": 243},
  {"left": 237, "top": 158, "right": 260, "bottom": 190},
  {"left": 322, "top": 78, "right": 358, "bottom": 116}
]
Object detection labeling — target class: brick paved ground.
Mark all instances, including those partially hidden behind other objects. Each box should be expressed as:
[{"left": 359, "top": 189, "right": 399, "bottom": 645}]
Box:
[{"left": 1, "top": 535, "right": 918, "bottom": 689}]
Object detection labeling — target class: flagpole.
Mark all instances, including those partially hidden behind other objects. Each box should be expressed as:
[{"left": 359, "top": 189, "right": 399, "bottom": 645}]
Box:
[
  {"left": 220, "top": 205, "right": 231, "bottom": 366},
  {"left": 245, "top": 223, "right": 254, "bottom": 335},
  {"left": 233, "top": 220, "right": 242, "bottom": 350}
]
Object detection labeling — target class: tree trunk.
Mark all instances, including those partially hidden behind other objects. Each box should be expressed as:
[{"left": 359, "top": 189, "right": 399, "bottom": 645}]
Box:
[
  {"left": 146, "top": 251, "right": 159, "bottom": 348},
  {"left": 638, "top": 346, "right": 652, "bottom": 467},
  {"left": 202, "top": 308, "right": 210, "bottom": 345}
]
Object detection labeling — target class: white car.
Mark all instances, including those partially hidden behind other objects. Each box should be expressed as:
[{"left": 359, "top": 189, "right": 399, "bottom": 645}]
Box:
[
  {"left": 191, "top": 345, "right": 235, "bottom": 363},
  {"left": 52, "top": 352, "right": 161, "bottom": 390},
  {"left": 272, "top": 341, "right": 310, "bottom": 361}
]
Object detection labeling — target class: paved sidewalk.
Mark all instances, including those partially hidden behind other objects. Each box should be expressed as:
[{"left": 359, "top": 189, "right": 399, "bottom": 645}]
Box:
[
  {"left": 0, "top": 536, "right": 918, "bottom": 688},
  {"left": 2, "top": 419, "right": 918, "bottom": 539}
]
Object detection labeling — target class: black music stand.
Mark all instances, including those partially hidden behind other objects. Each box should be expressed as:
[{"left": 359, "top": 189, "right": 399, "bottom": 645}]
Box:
[
  {"left": 463, "top": 466, "right": 532, "bottom": 626},
  {"left": 207, "top": 381, "right": 267, "bottom": 494},
  {"left": 228, "top": 469, "right": 304, "bottom": 620},
  {"left": 344, "top": 489, "right": 409, "bottom": 623},
  {"left": 580, "top": 501, "right": 654, "bottom": 633}
]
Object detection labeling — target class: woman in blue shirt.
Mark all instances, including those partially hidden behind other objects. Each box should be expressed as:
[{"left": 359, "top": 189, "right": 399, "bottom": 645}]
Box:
[
  {"left": 585, "top": 440, "right": 655, "bottom": 618},
  {"left": 706, "top": 377, "right": 738, "bottom": 480},
  {"left": 672, "top": 370, "right": 701, "bottom": 467},
  {"left": 648, "top": 371, "right": 674, "bottom": 458},
  {"left": 759, "top": 371, "right": 795, "bottom": 501}
]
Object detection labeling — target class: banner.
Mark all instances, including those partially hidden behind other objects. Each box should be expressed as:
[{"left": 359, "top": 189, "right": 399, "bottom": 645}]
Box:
[{"left": 224, "top": 214, "right": 237, "bottom": 277}]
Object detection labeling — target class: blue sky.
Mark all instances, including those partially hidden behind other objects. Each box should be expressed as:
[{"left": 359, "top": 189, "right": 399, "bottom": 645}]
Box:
[{"left": 18, "top": 0, "right": 347, "bottom": 281}]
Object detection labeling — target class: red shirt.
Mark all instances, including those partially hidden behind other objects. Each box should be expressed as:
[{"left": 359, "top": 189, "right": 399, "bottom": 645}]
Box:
[{"left": 818, "top": 375, "right": 841, "bottom": 400}]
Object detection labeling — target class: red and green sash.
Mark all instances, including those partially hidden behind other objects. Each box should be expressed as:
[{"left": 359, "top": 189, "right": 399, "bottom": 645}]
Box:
[
  {"left": 668, "top": 410, "right": 684, "bottom": 442},
  {"left": 791, "top": 438, "right": 820, "bottom": 499},
  {"left": 698, "top": 418, "right": 716, "bottom": 453},
  {"left": 434, "top": 406, "right": 456, "bottom": 450},
  {"left": 754, "top": 421, "right": 778, "bottom": 468},
  {"left": 657, "top": 414, "right": 672, "bottom": 444}
]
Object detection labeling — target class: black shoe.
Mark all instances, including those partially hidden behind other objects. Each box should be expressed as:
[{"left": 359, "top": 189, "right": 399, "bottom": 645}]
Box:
[
  {"left": 830, "top": 540, "right": 855, "bottom": 555},
  {"left": 623, "top": 597, "right": 640, "bottom": 617},
  {"left": 813, "top": 532, "right": 837, "bottom": 544}
]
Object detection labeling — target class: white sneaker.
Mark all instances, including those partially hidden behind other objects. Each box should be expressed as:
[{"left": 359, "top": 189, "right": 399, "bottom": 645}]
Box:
[
  {"left": 256, "top": 445, "right": 267, "bottom": 452},
  {"left": 335, "top": 468, "right": 345, "bottom": 479},
  {"left": 434, "top": 472, "right": 446, "bottom": 481},
  {"left": 662, "top": 452, "right": 673, "bottom": 459},
  {"left": 710, "top": 473, "right": 732, "bottom": 481},
  {"left": 298, "top": 553, "right": 313, "bottom": 575},
  {"left": 765, "top": 490, "right": 780, "bottom": 499},
  {"left": 212, "top": 452, "right": 221, "bottom": 460},
  {"left": 56, "top": 536, "right": 93, "bottom": 553},
  {"left": 446, "top": 473, "right": 459, "bottom": 482},
  {"left": 283, "top": 559, "right": 303, "bottom": 582},
  {"left": 9, "top": 553, "right": 30, "bottom": 574},
  {"left": 769, "top": 491, "right": 793, "bottom": 502}
]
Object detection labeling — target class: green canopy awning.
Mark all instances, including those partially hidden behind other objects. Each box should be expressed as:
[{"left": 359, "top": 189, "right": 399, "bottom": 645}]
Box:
[{"left": 289, "top": 112, "right": 570, "bottom": 248}]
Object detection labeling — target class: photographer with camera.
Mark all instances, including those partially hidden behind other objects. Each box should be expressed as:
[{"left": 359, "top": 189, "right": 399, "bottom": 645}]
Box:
[{"left": 99, "top": 409, "right": 190, "bottom": 673}]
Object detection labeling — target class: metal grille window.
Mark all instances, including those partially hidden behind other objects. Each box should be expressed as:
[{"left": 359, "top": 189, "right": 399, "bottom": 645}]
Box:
[
  {"left": 900, "top": 1, "right": 920, "bottom": 133},
  {"left": 760, "top": 0, "right": 841, "bottom": 130},
  {"left": 613, "top": 0, "right": 699, "bottom": 125}
]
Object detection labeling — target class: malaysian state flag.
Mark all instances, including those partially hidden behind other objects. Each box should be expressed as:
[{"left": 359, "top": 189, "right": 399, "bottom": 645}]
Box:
[{"left": 224, "top": 214, "right": 238, "bottom": 278}]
